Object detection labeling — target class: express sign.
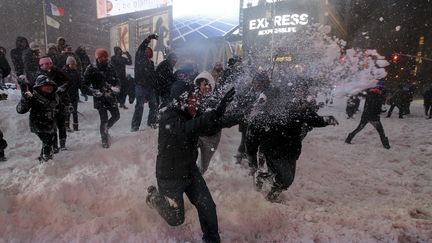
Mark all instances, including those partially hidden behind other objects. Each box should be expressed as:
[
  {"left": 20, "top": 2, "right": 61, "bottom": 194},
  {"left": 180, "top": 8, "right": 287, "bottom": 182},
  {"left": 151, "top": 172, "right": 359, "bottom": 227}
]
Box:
[{"left": 249, "top": 13, "right": 309, "bottom": 35}]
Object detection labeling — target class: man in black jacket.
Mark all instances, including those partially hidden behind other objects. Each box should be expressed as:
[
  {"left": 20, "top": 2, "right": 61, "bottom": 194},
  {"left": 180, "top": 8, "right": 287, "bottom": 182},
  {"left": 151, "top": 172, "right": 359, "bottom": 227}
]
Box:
[
  {"left": 111, "top": 46, "right": 132, "bottom": 109},
  {"left": 83, "top": 48, "right": 121, "bottom": 148},
  {"left": 155, "top": 52, "right": 177, "bottom": 106},
  {"left": 423, "top": 86, "right": 432, "bottom": 119},
  {"left": 10, "top": 36, "right": 29, "bottom": 76},
  {"left": 345, "top": 86, "right": 390, "bottom": 149},
  {"left": 0, "top": 92, "right": 7, "bottom": 161},
  {"left": 131, "top": 34, "right": 158, "bottom": 131},
  {"left": 146, "top": 81, "right": 236, "bottom": 243},
  {"left": 23, "top": 42, "right": 41, "bottom": 84},
  {"left": 246, "top": 84, "right": 339, "bottom": 202},
  {"left": 63, "top": 56, "right": 82, "bottom": 131},
  {"left": 0, "top": 47, "right": 11, "bottom": 83}
]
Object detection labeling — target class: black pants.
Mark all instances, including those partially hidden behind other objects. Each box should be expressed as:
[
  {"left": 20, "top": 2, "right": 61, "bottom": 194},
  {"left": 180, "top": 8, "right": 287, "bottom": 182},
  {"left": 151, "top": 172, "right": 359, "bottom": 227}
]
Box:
[
  {"left": 66, "top": 99, "right": 79, "bottom": 128},
  {"left": 263, "top": 149, "right": 300, "bottom": 190},
  {"left": 349, "top": 118, "right": 388, "bottom": 144},
  {"left": 118, "top": 78, "right": 133, "bottom": 106},
  {"left": 237, "top": 122, "right": 247, "bottom": 155},
  {"left": 147, "top": 90, "right": 159, "bottom": 126},
  {"left": 424, "top": 102, "right": 432, "bottom": 117},
  {"left": 97, "top": 105, "right": 120, "bottom": 141},
  {"left": 0, "top": 129, "right": 7, "bottom": 158},
  {"left": 36, "top": 132, "right": 55, "bottom": 159},
  {"left": 155, "top": 166, "right": 220, "bottom": 243},
  {"left": 54, "top": 110, "right": 67, "bottom": 148},
  {"left": 387, "top": 104, "right": 404, "bottom": 118}
]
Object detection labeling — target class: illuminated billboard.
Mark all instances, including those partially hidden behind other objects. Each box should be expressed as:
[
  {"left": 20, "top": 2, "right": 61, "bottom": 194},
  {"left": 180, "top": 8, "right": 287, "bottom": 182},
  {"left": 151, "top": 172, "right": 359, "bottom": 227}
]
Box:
[
  {"left": 96, "top": 0, "right": 172, "bottom": 19},
  {"left": 172, "top": 0, "right": 240, "bottom": 45}
]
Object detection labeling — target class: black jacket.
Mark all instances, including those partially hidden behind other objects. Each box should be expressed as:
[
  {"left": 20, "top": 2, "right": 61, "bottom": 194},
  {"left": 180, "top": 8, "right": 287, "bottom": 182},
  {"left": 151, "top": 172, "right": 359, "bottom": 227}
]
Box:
[
  {"left": 75, "top": 48, "right": 91, "bottom": 75},
  {"left": 62, "top": 66, "right": 82, "bottom": 102},
  {"left": 155, "top": 59, "right": 175, "bottom": 95},
  {"left": 0, "top": 54, "right": 11, "bottom": 79},
  {"left": 361, "top": 89, "right": 385, "bottom": 121},
  {"left": 111, "top": 52, "right": 132, "bottom": 81},
  {"left": 23, "top": 49, "right": 40, "bottom": 83},
  {"left": 156, "top": 107, "right": 231, "bottom": 179},
  {"left": 37, "top": 67, "right": 70, "bottom": 107},
  {"left": 134, "top": 40, "right": 156, "bottom": 90},
  {"left": 246, "top": 100, "right": 329, "bottom": 167},
  {"left": 83, "top": 63, "right": 119, "bottom": 109},
  {"left": 16, "top": 83, "right": 60, "bottom": 134},
  {"left": 10, "top": 37, "right": 28, "bottom": 76}
]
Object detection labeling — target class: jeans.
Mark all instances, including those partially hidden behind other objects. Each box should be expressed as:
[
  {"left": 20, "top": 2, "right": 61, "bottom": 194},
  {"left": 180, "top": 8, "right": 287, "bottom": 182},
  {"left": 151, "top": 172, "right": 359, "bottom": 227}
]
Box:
[
  {"left": 155, "top": 166, "right": 220, "bottom": 243},
  {"left": 131, "top": 84, "right": 152, "bottom": 130},
  {"left": 97, "top": 105, "right": 120, "bottom": 142}
]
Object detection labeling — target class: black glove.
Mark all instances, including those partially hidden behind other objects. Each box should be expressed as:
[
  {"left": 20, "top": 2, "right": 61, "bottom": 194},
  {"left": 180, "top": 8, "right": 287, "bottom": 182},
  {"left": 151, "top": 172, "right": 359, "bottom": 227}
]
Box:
[
  {"left": 148, "top": 33, "right": 159, "bottom": 40},
  {"left": 0, "top": 93, "right": 7, "bottom": 101},
  {"left": 215, "top": 87, "right": 235, "bottom": 117},
  {"left": 323, "top": 116, "right": 339, "bottom": 126}
]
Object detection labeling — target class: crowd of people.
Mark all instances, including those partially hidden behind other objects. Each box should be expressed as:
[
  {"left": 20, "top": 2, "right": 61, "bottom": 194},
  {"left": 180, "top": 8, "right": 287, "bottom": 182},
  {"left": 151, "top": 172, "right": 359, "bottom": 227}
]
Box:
[{"left": 1, "top": 33, "right": 430, "bottom": 242}]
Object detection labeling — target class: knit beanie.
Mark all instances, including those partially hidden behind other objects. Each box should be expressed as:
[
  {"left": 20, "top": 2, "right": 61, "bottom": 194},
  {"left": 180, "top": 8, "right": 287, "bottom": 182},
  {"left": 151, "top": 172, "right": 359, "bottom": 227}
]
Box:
[
  {"left": 95, "top": 48, "right": 109, "bottom": 59},
  {"left": 66, "top": 56, "right": 77, "bottom": 65}
]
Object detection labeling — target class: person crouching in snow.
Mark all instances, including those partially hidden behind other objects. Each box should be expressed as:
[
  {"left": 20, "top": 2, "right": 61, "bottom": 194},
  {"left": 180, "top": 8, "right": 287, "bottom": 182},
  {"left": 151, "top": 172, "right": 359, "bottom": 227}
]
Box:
[
  {"left": 345, "top": 85, "right": 390, "bottom": 149},
  {"left": 146, "top": 80, "right": 236, "bottom": 243},
  {"left": 17, "top": 75, "right": 60, "bottom": 162},
  {"left": 83, "top": 48, "right": 121, "bottom": 148},
  {"left": 246, "top": 82, "right": 339, "bottom": 202},
  {"left": 194, "top": 71, "right": 222, "bottom": 174}
]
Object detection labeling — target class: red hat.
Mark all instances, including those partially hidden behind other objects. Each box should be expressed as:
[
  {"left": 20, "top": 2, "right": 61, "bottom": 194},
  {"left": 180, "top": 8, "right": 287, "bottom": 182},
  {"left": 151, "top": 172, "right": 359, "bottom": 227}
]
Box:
[{"left": 95, "top": 48, "right": 109, "bottom": 59}]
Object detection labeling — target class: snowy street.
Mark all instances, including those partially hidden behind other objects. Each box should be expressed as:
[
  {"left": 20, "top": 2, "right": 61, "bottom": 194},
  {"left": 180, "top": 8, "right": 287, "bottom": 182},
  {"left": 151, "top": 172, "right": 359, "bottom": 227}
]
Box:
[{"left": 1, "top": 91, "right": 431, "bottom": 242}]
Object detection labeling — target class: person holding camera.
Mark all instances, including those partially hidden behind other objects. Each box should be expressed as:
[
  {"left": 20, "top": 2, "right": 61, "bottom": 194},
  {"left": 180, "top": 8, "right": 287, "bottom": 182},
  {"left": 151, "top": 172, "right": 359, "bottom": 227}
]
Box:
[
  {"left": 83, "top": 48, "right": 121, "bottom": 148},
  {"left": 131, "top": 33, "right": 158, "bottom": 131},
  {"left": 111, "top": 46, "right": 132, "bottom": 109}
]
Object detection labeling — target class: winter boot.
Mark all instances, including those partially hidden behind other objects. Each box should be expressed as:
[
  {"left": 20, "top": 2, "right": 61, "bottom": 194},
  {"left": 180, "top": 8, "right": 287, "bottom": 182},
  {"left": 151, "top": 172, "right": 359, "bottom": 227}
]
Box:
[
  {"left": 345, "top": 133, "right": 355, "bottom": 144},
  {"left": 381, "top": 137, "right": 390, "bottom": 149},
  {"left": 101, "top": 134, "right": 110, "bottom": 148},
  {"left": 146, "top": 185, "right": 159, "bottom": 209},
  {"left": 0, "top": 150, "right": 6, "bottom": 162},
  {"left": 73, "top": 123, "right": 79, "bottom": 131},
  {"left": 53, "top": 145, "right": 60, "bottom": 154},
  {"left": 266, "top": 187, "right": 283, "bottom": 203},
  {"left": 254, "top": 171, "right": 274, "bottom": 191},
  {"left": 60, "top": 139, "right": 67, "bottom": 151}
]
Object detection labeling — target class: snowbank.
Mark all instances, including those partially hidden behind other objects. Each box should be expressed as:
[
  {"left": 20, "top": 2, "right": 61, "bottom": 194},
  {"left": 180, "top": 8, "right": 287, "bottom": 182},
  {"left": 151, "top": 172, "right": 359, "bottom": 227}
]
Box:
[{"left": 1, "top": 93, "right": 432, "bottom": 242}]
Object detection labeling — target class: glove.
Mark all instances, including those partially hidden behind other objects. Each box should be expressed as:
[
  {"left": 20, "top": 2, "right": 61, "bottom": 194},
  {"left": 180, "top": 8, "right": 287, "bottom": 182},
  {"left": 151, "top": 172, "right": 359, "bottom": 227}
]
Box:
[
  {"left": 148, "top": 33, "right": 159, "bottom": 40},
  {"left": 23, "top": 91, "right": 33, "bottom": 99},
  {"left": 111, "top": 86, "right": 120, "bottom": 94},
  {"left": 93, "top": 90, "right": 103, "bottom": 98},
  {"left": 57, "top": 86, "right": 66, "bottom": 93},
  {"left": 323, "top": 116, "right": 339, "bottom": 126},
  {"left": 215, "top": 87, "right": 235, "bottom": 117}
]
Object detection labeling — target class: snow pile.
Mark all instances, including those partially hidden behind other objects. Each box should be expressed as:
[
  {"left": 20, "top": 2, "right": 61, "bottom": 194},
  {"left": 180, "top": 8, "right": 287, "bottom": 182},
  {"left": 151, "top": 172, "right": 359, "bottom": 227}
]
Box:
[{"left": 1, "top": 92, "right": 432, "bottom": 241}]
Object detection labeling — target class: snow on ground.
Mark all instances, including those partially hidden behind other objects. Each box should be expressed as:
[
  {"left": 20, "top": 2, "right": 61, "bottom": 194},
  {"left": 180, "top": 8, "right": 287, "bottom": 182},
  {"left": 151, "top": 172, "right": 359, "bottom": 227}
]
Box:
[{"left": 1, "top": 92, "right": 432, "bottom": 242}]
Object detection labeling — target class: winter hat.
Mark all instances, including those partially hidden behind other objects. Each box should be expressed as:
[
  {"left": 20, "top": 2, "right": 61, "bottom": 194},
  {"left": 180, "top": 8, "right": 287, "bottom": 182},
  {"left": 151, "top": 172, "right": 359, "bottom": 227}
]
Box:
[
  {"left": 33, "top": 75, "right": 57, "bottom": 89},
  {"left": 170, "top": 80, "right": 195, "bottom": 103},
  {"left": 194, "top": 71, "right": 215, "bottom": 90},
  {"left": 95, "top": 48, "right": 109, "bottom": 59},
  {"left": 29, "top": 42, "right": 40, "bottom": 51},
  {"left": 39, "top": 56, "right": 53, "bottom": 66},
  {"left": 66, "top": 56, "right": 77, "bottom": 65},
  {"left": 57, "top": 37, "right": 65, "bottom": 43},
  {"left": 47, "top": 43, "right": 57, "bottom": 50}
]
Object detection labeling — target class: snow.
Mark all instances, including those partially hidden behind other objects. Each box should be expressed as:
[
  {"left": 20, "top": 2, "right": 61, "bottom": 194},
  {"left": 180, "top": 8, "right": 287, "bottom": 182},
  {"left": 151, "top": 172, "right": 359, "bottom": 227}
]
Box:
[
  {"left": 1, "top": 90, "right": 432, "bottom": 242},
  {"left": 395, "top": 26, "right": 401, "bottom": 31}
]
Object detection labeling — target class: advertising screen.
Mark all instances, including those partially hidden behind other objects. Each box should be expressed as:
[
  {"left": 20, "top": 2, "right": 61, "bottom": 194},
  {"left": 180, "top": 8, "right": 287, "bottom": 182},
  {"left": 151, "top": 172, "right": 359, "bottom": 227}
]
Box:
[{"left": 97, "top": 0, "right": 172, "bottom": 19}]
